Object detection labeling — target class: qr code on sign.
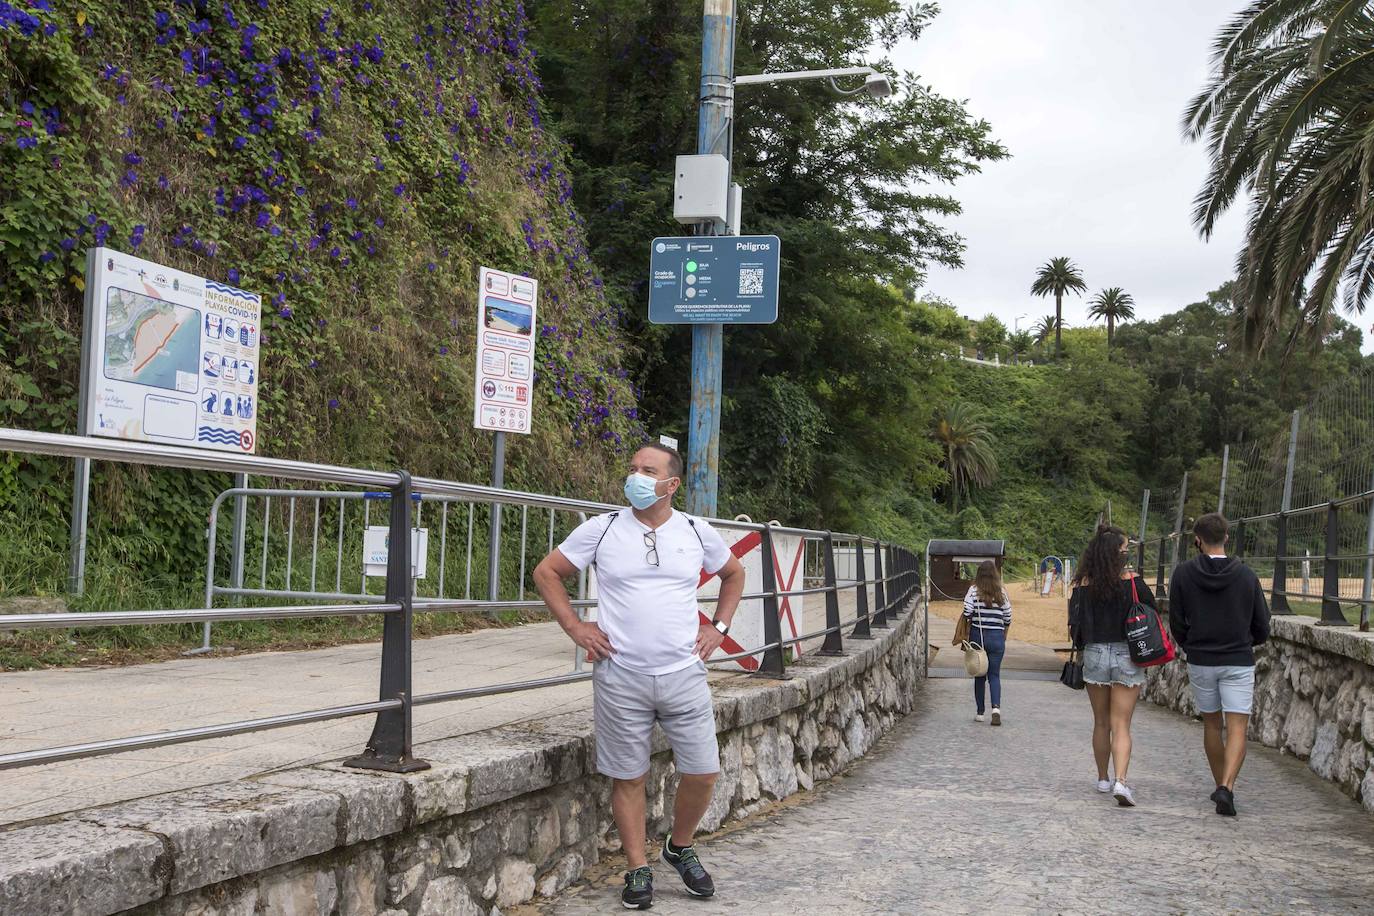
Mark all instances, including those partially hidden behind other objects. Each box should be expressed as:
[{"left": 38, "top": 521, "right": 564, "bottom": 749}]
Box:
[{"left": 739, "top": 268, "right": 764, "bottom": 296}]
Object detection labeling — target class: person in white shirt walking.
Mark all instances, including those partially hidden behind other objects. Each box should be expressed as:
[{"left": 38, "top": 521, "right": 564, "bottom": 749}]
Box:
[{"left": 533, "top": 444, "right": 746, "bottom": 910}]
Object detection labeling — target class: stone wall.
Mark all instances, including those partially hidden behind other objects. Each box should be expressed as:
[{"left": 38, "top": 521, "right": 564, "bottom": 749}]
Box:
[
  {"left": 1, "top": 601, "right": 924, "bottom": 915},
  {"left": 1143, "top": 615, "right": 1374, "bottom": 812}
]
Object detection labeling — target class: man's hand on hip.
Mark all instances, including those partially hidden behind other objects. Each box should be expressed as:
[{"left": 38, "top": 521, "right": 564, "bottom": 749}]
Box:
[
  {"left": 568, "top": 621, "right": 615, "bottom": 662},
  {"left": 694, "top": 624, "right": 725, "bottom": 661}
]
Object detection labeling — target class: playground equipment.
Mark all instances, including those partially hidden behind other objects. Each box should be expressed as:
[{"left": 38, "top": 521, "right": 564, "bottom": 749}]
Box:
[{"left": 1035, "top": 555, "right": 1070, "bottom": 597}]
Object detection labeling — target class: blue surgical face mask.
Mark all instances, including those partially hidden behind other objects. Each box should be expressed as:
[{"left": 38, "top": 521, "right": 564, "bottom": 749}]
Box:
[{"left": 625, "top": 472, "right": 670, "bottom": 510}]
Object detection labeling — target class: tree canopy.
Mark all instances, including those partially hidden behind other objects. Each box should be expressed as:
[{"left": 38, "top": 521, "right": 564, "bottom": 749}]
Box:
[{"left": 1186, "top": 0, "right": 1374, "bottom": 354}]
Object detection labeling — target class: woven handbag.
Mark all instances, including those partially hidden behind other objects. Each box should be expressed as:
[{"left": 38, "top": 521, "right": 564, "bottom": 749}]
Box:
[{"left": 961, "top": 639, "right": 988, "bottom": 677}]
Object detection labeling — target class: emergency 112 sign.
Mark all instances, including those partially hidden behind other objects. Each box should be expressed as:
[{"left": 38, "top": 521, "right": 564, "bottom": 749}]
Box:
[
  {"left": 472, "top": 266, "right": 538, "bottom": 435},
  {"left": 647, "top": 235, "right": 780, "bottom": 324}
]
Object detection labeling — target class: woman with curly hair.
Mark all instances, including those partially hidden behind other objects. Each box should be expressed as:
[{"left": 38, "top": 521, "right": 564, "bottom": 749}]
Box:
[{"left": 1068, "top": 525, "right": 1157, "bottom": 807}]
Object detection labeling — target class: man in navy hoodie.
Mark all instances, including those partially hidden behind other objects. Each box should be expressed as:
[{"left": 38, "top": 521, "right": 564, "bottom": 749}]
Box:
[{"left": 1168, "top": 512, "right": 1270, "bottom": 817}]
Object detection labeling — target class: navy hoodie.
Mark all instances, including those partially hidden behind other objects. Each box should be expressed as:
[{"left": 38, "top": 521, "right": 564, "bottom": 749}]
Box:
[{"left": 1167, "top": 555, "right": 1270, "bottom": 666}]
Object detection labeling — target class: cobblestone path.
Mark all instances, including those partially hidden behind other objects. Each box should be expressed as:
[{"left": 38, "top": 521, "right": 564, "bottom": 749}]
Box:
[{"left": 544, "top": 678, "right": 1374, "bottom": 915}]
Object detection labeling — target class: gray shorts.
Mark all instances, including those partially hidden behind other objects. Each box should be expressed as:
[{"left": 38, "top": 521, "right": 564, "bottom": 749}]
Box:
[
  {"left": 592, "top": 659, "right": 720, "bottom": 780},
  {"left": 1188, "top": 663, "right": 1255, "bottom": 714},
  {"left": 1083, "top": 641, "right": 1145, "bottom": 688}
]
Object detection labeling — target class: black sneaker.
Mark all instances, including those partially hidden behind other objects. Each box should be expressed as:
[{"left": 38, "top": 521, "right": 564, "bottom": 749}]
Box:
[
  {"left": 1214, "top": 786, "right": 1237, "bottom": 817},
  {"left": 661, "top": 836, "right": 715, "bottom": 898},
  {"left": 622, "top": 866, "right": 654, "bottom": 910}
]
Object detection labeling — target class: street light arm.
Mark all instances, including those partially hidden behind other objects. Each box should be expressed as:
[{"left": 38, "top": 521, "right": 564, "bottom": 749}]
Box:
[{"left": 734, "top": 66, "right": 878, "bottom": 87}]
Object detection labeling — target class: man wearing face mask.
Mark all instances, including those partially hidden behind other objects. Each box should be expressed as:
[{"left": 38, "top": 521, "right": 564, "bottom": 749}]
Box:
[
  {"left": 1167, "top": 512, "right": 1270, "bottom": 817},
  {"left": 533, "top": 443, "right": 746, "bottom": 910}
]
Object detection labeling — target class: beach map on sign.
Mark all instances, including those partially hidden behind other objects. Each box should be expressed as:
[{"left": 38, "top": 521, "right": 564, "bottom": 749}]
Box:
[{"left": 102, "top": 287, "right": 200, "bottom": 393}]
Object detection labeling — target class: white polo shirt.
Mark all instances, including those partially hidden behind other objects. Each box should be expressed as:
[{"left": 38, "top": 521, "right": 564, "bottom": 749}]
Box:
[{"left": 558, "top": 508, "right": 732, "bottom": 676}]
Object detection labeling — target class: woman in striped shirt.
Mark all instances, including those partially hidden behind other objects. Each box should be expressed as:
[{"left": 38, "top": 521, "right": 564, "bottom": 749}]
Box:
[{"left": 963, "top": 561, "right": 1012, "bottom": 725}]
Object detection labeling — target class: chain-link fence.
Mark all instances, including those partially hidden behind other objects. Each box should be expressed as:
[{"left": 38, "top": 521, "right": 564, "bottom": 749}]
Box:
[{"left": 1109, "top": 363, "right": 1374, "bottom": 630}]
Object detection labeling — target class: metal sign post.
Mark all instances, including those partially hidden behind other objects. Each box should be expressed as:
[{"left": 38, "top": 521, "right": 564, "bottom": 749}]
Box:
[
  {"left": 472, "top": 266, "right": 538, "bottom": 603},
  {"left": 488, "top": 431, "right": 505, "bottom": 602},
  {"left": 1136, "top": 489, "right": 1150, "bottom": 572},
  {"left": 1217, "top": 444, "right": 1230, "bottom": 514},
  {"left": 685, "top": 0, "right": 736, "bottom": 518}
]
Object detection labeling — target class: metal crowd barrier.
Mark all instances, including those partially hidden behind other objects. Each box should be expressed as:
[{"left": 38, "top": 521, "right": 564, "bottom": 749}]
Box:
[{"left": 0, "top": 427, "right": 921, "bottom": 773}]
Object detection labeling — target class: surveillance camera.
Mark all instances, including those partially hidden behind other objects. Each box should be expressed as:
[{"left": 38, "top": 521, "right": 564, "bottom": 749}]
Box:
[{"left": 864, "top": 72, "right": 893, "bottom": 98}]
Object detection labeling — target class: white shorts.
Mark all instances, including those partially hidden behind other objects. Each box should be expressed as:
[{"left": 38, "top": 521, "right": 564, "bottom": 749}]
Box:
[
  {"left": 592, "top": 659, "right": 720, "bottom": 779},
  {"left": 1188, "top": 663, "right": 1255, "bottom": 715}
]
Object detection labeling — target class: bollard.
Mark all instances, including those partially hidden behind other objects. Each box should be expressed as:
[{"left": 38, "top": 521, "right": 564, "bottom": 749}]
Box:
[
  {"left": 852, "top": 539, "right": 873, "bottom": 639},
  {"left": 1318, "top": 502, "right": 1349, "bottom": 626},
  {"left": 345, "top": 471, "right": 430, "bottom": 773},
  {"left": 817, "top": 532, "right": 845, "bottom": 656},
  {"left": 754, "top": 525, "right": 788, "bottom": 677}
]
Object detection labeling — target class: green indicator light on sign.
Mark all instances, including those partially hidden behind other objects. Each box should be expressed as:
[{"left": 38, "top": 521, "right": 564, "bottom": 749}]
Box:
[{"left": 686, "top": 261, "right": 698, "bottom": 273}]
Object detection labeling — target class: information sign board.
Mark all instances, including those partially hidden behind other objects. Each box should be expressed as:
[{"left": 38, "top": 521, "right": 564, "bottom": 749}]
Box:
[
  {"left": 80, "top": 247, "right": 261, "bottom": 453},
  {"left": 362, "top": 526, "right": 430, "bottom": 580},
  {"left": 472, "top": 267, "right": 538, "bottom": 434},
  {"left": 648, "top": 235, "right": 780, "bottom": 324}
]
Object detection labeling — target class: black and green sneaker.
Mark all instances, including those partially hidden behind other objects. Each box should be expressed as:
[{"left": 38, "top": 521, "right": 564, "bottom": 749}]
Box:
[
  {"left": 661, "top": 836, "right": 715, "bottom": 898},
  {"left": 622, "top": 865, "right": 654, "bottom": 910}
]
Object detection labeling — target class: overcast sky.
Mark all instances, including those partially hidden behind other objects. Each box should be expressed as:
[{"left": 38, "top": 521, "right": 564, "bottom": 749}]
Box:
[{"left": 892, "top": 1, "right": 1254, "bottom": 336}]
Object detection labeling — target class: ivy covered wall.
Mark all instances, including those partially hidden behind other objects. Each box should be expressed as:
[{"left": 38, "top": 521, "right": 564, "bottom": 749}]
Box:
[{"left": 0, "top": 0, "right": 643, "bottom": 594}]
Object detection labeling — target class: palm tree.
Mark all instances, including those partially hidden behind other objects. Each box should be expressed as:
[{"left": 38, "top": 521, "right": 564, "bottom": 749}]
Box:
[
  {"left": 1032, "top": 314, "right": 1058, "bottom": 344},
  {"left": 932, "top": 402, "right": 999, "bottom": 514},
  {"left": 1186, "top": 2, "right": 1374, "bottom": 354},
  {"left": 1086, "top": 287, "right": 1136, "bottom": 351},
  {"left": 1030, "top": 257, "right": 1088, "bottom": 359}
]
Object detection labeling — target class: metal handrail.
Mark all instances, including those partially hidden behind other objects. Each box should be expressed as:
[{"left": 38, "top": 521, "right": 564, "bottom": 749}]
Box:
[
  {"left": 0, "top": 699, "right": 403, "bottom": 770},
  {"left": 0, "top": 427, "right": 398, "bottom": 487},
  {"left": 0, "top": 602, "right": 396, "bottom": 630}
]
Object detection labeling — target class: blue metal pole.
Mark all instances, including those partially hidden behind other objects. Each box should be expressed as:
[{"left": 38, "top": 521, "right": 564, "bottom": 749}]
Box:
[{"left": 685, "top": 0, "right": 735, "bottom": 517}]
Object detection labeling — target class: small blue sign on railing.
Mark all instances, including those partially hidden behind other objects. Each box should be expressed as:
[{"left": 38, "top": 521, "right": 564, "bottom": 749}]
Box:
[{"left": 648, "top": 235, "right": 781, "bottom": 324}]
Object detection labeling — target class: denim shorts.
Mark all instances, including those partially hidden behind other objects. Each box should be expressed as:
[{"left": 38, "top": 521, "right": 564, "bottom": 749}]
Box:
[
  {"left": 1083, "top": 641, "right": 1144, "bottom": 688},
  {"left": 1187, "top": 663, "right": 1255, "bottom": 714}
]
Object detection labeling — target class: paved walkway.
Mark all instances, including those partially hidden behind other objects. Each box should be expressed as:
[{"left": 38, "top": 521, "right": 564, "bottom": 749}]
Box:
[
  {"left": 544, "top": 677, "right": 1374, "bottom": 915},
  {"left": 0, "top": 622, "right": 597, "bottom": 824},
  {"left": 925, "top": 612, "right": 1064, "bottom": 676}
]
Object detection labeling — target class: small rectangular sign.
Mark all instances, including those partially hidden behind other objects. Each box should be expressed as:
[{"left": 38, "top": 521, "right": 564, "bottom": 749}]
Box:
[
  {"left": 648, "top": 235, "right": 780, "bottom": 324},
  {"left": 362, "top": 526, "right": 429, "bottom": 579},
  {"left": 473, "top": 266, "right": 538, "bottom": 434}
]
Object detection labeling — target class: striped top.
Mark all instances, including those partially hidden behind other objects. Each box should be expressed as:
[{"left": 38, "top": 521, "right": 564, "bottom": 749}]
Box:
[{"left": 962, "top": 585, "right": 1012, "bottom": 630}]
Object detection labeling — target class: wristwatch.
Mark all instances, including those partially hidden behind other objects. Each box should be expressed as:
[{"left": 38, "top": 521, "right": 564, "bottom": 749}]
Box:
[{"left": 712, "top": 618, "right": 729, "bottom": 636}]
